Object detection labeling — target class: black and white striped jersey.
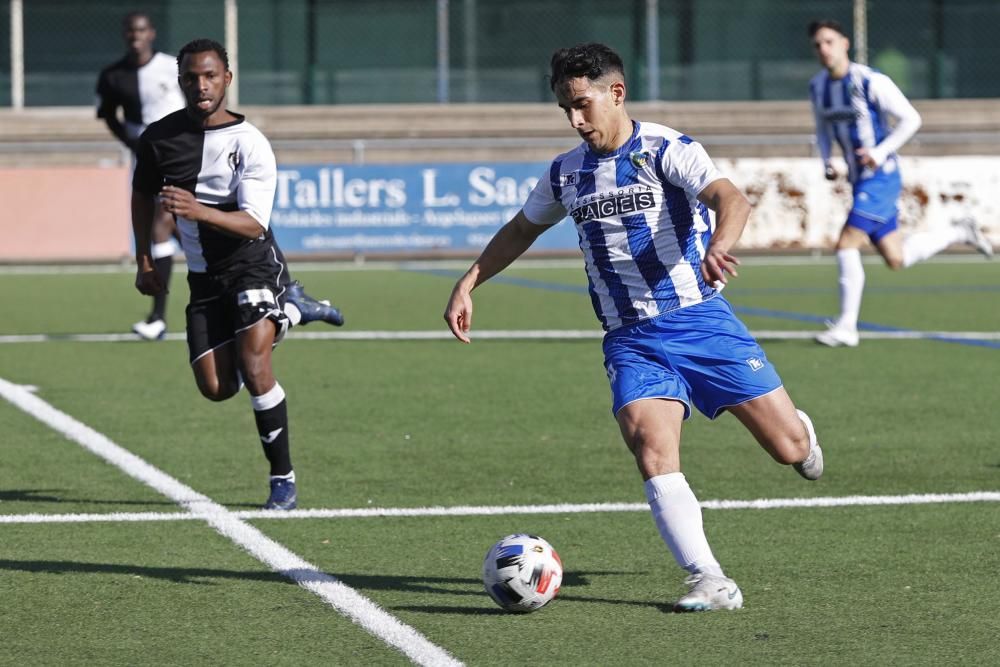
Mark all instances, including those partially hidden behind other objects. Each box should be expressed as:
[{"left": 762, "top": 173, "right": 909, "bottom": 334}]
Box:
[
  {"left": 95, "top": 52, "right": 185, "bottom": 141},
  {"left": 133, "top": 110, "right": 280, "bottom": 275}
]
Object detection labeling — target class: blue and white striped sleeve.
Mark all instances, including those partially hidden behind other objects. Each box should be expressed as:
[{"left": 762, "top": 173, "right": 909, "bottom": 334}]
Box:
[
  {"left": 521, "top": 162, "right": 568, "bottom": 226},
  {"left": 661, "top": 138, "right": 723, "bottom": 198},
  {"left": 809, "top": 80, "right": 834, "bottom": 166}
]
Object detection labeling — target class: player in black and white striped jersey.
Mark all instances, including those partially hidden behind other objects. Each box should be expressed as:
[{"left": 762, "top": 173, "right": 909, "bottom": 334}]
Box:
[
  {"left": 132, "top": 38, "right": 344, "bottom": 510},
  {"left": 96, "top": 12, "right": 185, "bottom": 340}
]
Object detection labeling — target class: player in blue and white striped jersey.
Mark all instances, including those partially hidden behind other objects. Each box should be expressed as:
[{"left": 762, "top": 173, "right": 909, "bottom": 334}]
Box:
[
  {"left": 444, "top": 42, "right": 823, "bottom": 612},
  {"left": 809, "top": 19, "right": 993, "bottom": 347}
]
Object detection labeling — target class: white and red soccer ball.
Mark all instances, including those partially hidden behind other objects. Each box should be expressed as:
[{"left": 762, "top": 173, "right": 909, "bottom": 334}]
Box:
[{"left": 482, "top": 534, "right": 562, "bottom": 612}]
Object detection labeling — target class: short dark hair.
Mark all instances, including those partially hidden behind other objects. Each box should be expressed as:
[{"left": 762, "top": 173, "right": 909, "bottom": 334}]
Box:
[
  {"left": 808, "top": 19, "right": 848, "bottom": 38},
  {"left": 177, "top": 38, "right": 229, "bottom": 70},
  {"left": 122, "top": 11, "right": 153, "bottom": 29},
  {"left": 549, "top": 42, "right": 625, "bottom": 92}
]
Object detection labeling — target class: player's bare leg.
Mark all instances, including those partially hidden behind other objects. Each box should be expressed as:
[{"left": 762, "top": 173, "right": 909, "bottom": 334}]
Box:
[
  {"left": 727, "top": 387, "right": 823, "bottom": 480},
  {"left": 727, "top": 387, "right": 810, "bottom": 465},
  {"left": 616, "top": 398, "right": 742, "bottom": 611},
  {"left": 237, "top": 318, "right": 296, "bottom": 509},
  {"left": 191, "top": 341, "right": 242, "bottom": 401}
]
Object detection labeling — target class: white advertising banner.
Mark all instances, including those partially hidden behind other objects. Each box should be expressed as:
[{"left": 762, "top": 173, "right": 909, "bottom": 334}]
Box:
[{"left": 720, "top": 156, "right": 1000, "bottom": 249}]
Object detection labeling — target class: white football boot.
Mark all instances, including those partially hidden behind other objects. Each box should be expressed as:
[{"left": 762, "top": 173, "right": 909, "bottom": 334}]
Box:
[
  {"left": 673, "top": 573, "right": 743, "bottom": 612},
  {"left": 793, "top": 409, "right": 824, "bottom": 481},
  {"left": 954, "top": 217, "right": 994, "bottom": 259},
  {"left": 132, "top": 318, "right": 166, "bottom": 341},
  {"left": 815, "top": 321, "right": 859, "bottom": 348}
]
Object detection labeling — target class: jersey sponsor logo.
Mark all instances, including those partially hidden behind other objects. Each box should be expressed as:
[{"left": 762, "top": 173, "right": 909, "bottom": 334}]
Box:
[
  {"left": 570, "top": 189, "right": 656, "bottom": 223},
  {"left": 823, "top": 109, "right": 860, "bottom": 123}
]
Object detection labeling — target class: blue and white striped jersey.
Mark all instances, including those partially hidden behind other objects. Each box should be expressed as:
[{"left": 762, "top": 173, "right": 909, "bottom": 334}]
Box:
[
  {"left": 809, "top": 63, "right": 921, "bottom": 184},
  {"left": 522, "top": 121, "right": 722, "bottom": 332}
]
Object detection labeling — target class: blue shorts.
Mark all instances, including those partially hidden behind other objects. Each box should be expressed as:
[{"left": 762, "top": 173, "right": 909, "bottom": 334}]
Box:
[
  {"left": 602, "top": 295, "right": 783, "bottom": 419},
  {"left": 848, "top": 172, "right": 901, "bottom": 242}
]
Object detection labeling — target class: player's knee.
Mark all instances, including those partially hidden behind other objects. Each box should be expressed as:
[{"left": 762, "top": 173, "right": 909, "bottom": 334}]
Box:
[
  {"left": 239, "top": 358, "right": 274, "bottom": 395},
  {"left": 770, "top": 429, "right": 810, "bottom": 465},
  {"left": 885, "top": 256, "right": 904, "bottom": 271},
  {"left": 625, "top": 432, "right": 680, "bottom": 476},
  {"left": 195, "top": 375, "right": 240, "bottom": 402}
]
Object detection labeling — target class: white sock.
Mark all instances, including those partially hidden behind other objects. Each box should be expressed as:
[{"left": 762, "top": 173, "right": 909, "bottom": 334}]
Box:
[
  {"left": 836, "top": 248, "right": 865, "bottom": 330},
  {"left": 644, "top": 473, "right": 724, "bottom": 576},
  {"left": 151, "top": 240, "right": 177, "bottom": 260},
  {"left": 283, "top": 301, "right": 302, "bottom": 326},
  {"left": 902, "top": 226, "right": 966, "bottom": 268},
  {"left": 250, "top": 382, "right": 285, "bottom": 411}
]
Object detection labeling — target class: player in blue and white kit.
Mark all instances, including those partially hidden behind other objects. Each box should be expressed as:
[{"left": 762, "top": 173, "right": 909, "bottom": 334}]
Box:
[
  {"left": 444, "top": 43, "right": 824, "bottom": 612},
  {"left": 809, "top": 19, "right": 993, "bottom": 347}
]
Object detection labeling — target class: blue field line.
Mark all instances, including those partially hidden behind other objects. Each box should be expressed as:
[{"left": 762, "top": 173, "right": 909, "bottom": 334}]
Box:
[{"left": 415, "top": 269, "right": 1000, "bottom": 349}]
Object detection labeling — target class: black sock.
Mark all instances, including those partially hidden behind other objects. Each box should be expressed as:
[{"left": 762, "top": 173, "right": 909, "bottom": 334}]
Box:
[
  {"left": 150, "top": 255, "right": 173, "bottom": 322},
  {"left": 252, "top": 384, "right": 292, "bottom": 476}
]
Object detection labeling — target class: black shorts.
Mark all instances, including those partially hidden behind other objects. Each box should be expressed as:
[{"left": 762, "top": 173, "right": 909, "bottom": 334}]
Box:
[{"left": 185, "top": 255, "right": 292, "bottom": 364}]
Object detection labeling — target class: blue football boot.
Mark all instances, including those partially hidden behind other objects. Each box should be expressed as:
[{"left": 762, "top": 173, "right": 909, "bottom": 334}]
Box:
[
  {"left": 264, "top": 477, "right": 297, "bottom": 510},
  {"left": 286, "top": 280, "right": 344, "bottom": 326}
]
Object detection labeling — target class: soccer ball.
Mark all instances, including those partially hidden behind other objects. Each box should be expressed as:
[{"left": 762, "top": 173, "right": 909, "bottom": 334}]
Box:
[{"left": 482, "top": 534, "right": 563, "bottom": 612}]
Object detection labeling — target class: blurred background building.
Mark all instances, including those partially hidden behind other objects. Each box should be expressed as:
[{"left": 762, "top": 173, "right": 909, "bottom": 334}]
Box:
[
  {"left": 2, "top": 0, "right": 998, "bottom": 261},
  {"left": 2, "top": 0, "right": 999, "bottom": 107}
]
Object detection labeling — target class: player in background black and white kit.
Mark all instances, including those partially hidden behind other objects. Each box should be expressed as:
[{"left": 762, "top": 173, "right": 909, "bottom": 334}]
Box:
[
  {"left": 132, "top": 38, "right": 344, "bottom": 510},
  {"left": 96, "top": 12, "right": 185, "bottom": 340}
]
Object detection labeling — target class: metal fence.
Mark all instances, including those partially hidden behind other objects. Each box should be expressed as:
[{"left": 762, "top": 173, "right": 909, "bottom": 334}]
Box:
[{"left": 5, "top": 0, "right": 1000, "bottom": 108}]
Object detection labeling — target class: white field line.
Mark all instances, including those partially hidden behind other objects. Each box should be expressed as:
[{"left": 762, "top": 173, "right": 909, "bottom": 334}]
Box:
[
  {"left": 2, "top": 329, "right": 1000, "bottom": 344},
  {"left": 0, "top": 377, "right": 461, "bottom": 667},
  {"left": 3, "top": 492, "right": 998, "bottom": 525}
]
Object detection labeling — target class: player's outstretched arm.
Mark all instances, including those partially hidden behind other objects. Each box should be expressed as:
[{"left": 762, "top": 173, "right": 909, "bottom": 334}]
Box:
[
  {"left": 697, "top": 178, "right": 751, "bottom": 286},
  {"left": 444, "top": 210, "right": 550, "bottom": 343}
]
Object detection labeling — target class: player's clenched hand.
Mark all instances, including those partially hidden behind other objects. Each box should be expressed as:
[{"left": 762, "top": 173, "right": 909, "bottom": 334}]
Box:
[
  {"left": 135, "top": 266, "right": 166, "bottom": 296},
  {"left": 701, "top": 246, "right": 740, "bottom": 287},
  {"left": 444, "top": 285, "right": 474, "bottom": 343},
  {"left": 160, "top": 185, "right": 201, "bottom": 219},
  {"left": 855, "top": 147, "right": 878, "bottom": 170}
]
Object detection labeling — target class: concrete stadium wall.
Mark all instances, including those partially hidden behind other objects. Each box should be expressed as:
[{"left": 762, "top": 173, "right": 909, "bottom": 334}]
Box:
[
  {"left": 2, "top": 100, "right": 998, "bottom": 261},
  {"left": 1, "top": 157, "right": 996, "bottom": 262}
]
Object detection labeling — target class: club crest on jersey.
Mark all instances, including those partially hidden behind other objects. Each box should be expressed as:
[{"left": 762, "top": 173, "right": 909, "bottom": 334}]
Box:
[
  {"left": 228, "top": 150, "right": 241, "bottom": 173},
  {"left": 629, "top": 150, "right": 650, "bottom": 169}
]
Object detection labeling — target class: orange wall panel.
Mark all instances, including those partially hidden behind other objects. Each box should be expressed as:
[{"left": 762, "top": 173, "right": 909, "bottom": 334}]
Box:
[{"left": 0, "top": 167, "right": 131, "bottom": 261}]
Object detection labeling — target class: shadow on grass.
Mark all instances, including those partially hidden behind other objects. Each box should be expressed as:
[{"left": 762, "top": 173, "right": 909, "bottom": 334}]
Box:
[
  {"left": 0, "top": 489, "right": 176, "bottom": 507},
  {"left": 0, "top": 559, "right": 655, "bottom": 612},
  {"left": 0, "top": 559, "right": 288, "bottom": 585},
  {"left": 395, "top": 594, "right": 676, "bottom": 616}
]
